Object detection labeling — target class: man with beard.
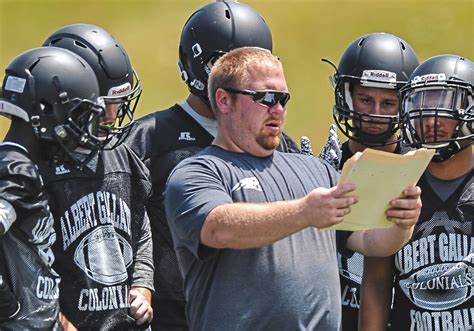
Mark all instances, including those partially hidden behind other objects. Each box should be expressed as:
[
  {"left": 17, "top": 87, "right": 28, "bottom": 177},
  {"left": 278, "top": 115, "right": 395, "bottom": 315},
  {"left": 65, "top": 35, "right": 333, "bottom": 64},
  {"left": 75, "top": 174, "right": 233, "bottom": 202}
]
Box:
[
  {"left": 164, "top": 47, "right": 423, "bottom": 330},
  {"left": 125, "top": 2, "right": 299, "bottom": 329}
]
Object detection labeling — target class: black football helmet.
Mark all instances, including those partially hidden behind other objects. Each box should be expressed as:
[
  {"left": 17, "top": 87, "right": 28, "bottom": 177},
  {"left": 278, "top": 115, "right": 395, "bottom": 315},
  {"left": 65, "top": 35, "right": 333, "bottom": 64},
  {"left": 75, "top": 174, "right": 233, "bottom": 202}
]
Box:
[
  {"left": 400, "top": 54, "right": 473, "bottom": 162},
  {"left": 42, "top": 23, "right": 141, "bottom": 146},
  {"left": 325, "top": 33, "right": 419, "bottom": 146},
  {"left": 178, "top": 1, "right": 273, "bottom": 101},
  {"left": 0, "top": 47, "right": 104, "bottom": 167}
]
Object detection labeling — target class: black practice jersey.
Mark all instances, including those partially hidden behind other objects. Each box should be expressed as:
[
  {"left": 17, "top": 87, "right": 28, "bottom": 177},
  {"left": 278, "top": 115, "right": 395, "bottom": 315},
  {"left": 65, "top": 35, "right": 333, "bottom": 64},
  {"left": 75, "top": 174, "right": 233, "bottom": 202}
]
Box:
[
  {"left": 390, "top": 170, "right": 473, "bottom": 331},
  {"left": 337, "top": 141, "right": 409, "bottom": 331},
  {"left": 0, "top": 142, "right": 60, "bottom": 330},
  {"left": 125, "top": 104, "right": 300, "bottom": 329},
  {"left": 39, "top": 143, "right": 154, "bottom": 330}
]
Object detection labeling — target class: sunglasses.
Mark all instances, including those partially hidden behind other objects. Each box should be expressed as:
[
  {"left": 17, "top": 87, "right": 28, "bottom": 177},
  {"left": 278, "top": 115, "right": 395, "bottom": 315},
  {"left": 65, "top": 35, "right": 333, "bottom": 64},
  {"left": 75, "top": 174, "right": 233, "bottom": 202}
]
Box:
[{"left": 224, "top": 87, "right": 291, "bottom": 108}]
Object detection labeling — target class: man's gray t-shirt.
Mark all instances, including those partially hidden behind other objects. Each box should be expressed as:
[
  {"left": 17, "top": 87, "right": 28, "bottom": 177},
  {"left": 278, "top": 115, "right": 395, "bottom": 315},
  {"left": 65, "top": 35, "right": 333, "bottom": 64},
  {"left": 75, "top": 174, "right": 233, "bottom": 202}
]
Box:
[{"left": 165, "top": 146, "right": 343, "bottom": 330}]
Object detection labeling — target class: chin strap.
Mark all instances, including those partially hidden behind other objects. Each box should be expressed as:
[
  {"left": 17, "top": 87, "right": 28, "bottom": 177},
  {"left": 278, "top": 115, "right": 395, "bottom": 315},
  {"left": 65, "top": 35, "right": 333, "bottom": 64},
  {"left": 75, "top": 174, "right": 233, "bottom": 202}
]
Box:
[
  {"left": 432, "top": 139, "right": 472, "bottom": 162},
  {"left": 197, "top": 93, "right": 211, "bottom": 108}
]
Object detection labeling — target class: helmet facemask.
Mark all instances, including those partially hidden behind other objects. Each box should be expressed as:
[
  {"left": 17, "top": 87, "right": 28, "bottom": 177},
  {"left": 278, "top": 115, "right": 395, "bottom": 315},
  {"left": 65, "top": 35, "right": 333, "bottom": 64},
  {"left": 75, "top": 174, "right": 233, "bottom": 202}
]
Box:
[
  {"left": 400, "top": 79, "right": 473, "bottom": 162},
  {"left": 99, "top": 69, "right": 142, "bottom": 149},
  {"left": 41, "top": 96, "right": 105, "bottom": 169},
  {"left": 331, "top": 72, "right": 401, "bottom": 146}
]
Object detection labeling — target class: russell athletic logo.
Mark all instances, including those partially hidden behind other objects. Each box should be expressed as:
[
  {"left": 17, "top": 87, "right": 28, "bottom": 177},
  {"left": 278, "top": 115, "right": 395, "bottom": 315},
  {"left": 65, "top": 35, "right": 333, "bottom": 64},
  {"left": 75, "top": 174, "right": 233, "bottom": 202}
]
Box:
[
  {"left": 178, "top": 132, "right": 196, "bottom": 141},
  {"left": 55, "top": 164, "right": 70, "bottom": 175}
]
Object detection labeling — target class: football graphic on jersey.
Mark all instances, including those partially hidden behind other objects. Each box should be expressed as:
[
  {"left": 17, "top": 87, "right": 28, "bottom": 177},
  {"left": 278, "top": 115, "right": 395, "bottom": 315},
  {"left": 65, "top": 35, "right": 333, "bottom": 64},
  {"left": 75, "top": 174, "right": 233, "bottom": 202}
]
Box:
[
  {"left": 338, "top": 252, "right": 364, "bottom": 284},
  {"left": 74, "top": 225, "right": 133, "bottom": 285},
  {"left": 400, "top": 253, "right": 473, "bottom": 310}
]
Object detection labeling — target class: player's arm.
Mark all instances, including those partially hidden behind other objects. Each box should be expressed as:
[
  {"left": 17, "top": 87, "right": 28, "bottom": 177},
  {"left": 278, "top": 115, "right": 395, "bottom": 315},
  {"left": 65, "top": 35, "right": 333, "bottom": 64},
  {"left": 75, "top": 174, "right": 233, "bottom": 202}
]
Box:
[
  {"left": 0, "top": 198, "right": 21, "bottom": 322},
  {"left": 129, "top": 204, "right": 154, "bottom": 326},
  {"left": 346, "top": 185, "right": 421, "bottom": 256},
  {"left": 359, "top": 256, "right": 394, "bottom": 331},
  {"left": 58, "top": 312, "right": 78, "bottom": 331}
]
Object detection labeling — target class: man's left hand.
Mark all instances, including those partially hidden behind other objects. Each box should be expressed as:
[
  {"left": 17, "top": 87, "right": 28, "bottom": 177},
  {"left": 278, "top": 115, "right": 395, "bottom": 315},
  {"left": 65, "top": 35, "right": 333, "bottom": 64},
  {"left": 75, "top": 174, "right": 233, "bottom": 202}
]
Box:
[{"left": 386, "top": 186, "right": 422, "bottom": 229}]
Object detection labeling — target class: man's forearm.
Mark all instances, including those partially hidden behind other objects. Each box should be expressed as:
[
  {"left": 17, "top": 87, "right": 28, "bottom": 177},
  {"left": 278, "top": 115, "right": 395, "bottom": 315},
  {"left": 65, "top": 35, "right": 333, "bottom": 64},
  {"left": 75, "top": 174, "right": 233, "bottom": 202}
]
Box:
[
  {"left": 348, "top": 225, "right": 413, "bottom": 257},
  {"left": 200, "top": 199, "right": 308, "bottom": 249},
  {"left": 200, "top": 184, "right": 358, "bottom": 249}
]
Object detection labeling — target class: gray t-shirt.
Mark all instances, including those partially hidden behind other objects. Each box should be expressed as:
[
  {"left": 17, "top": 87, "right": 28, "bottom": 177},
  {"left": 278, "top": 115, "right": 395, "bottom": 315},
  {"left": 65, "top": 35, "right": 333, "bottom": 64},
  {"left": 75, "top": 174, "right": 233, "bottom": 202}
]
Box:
[{"left": 165, "top": 146, "right": 342, "bottom": 330}]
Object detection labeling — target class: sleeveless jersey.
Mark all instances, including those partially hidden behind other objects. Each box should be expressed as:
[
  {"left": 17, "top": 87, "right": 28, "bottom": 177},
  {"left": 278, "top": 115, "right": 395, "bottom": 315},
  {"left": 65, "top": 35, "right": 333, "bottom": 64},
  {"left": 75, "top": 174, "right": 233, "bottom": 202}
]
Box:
[
  {"left": 390, "top": 170, "right": 473, "bottom": 331},
  {"left": 0, "top": 143, "right": 60, "bottom": 330},
  {"left": 39, "top": 143, "right": 153, "bottom": 330}
]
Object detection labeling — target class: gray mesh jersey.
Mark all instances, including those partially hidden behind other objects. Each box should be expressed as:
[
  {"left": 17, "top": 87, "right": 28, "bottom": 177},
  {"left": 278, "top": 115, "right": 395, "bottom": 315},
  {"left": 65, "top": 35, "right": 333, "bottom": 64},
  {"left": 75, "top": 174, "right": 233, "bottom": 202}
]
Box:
[
  {"left": 390, "top": 170, "right": 473, "bottom": 331},
  {"left": 125, "top": 104, "right": 301, "bottom": 329},
  {"left": 0, "top": 143, "right": 60, "bottom": 330},
  {"left": 165, "top": 146, "right": 346, "bottom": 330},
  {"left": 38, "top": 143, "right": 154, "bottom": 330}
]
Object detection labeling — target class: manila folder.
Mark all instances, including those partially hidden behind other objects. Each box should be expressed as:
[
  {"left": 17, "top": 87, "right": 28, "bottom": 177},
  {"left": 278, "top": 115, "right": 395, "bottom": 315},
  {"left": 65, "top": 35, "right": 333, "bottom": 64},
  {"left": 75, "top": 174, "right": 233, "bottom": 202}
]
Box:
[{"left": 326, "top": 148, "right": 434, "bottom": 231}]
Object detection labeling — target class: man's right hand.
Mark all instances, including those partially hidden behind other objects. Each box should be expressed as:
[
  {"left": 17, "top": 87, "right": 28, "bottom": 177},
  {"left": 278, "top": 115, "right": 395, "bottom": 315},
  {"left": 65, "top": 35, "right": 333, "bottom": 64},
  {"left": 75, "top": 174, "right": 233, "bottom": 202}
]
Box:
[{"left": 301, "top": 182, "right": 358, "bottom": 229}]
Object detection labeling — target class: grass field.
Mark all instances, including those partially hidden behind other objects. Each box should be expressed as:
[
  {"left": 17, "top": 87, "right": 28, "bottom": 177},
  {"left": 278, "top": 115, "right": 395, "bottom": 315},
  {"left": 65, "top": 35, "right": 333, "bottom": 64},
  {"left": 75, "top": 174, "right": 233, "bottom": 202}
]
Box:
[{"left": 0, "top": 0, "right": 472, "bottom": 151}]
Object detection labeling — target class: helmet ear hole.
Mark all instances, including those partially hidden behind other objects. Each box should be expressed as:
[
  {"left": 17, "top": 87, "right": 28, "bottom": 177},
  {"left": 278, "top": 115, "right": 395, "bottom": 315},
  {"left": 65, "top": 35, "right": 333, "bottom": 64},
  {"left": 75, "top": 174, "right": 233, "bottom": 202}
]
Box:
[
  {"left": 74, "top": 40, "right": 87, "bottom": 49},
  {"left": 40, "top": 100, "right": 53, "bottom": 115},
  {"left": 178, "top": 62, "right": 188, "bottom": 83}
]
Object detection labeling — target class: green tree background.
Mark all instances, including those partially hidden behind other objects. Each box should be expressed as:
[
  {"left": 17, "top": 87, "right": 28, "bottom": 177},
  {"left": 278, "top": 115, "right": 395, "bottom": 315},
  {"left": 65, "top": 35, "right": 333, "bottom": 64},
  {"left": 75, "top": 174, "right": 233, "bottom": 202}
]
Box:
[{"left": 0, "top": 0, "right": 472, "bottom": 151}]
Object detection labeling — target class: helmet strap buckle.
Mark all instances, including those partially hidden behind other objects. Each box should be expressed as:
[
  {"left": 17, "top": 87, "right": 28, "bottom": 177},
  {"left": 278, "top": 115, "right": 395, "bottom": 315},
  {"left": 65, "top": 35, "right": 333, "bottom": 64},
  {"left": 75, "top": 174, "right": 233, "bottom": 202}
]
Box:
[{"left": 31, "top": 115, "right": 40, "bottom": 128}]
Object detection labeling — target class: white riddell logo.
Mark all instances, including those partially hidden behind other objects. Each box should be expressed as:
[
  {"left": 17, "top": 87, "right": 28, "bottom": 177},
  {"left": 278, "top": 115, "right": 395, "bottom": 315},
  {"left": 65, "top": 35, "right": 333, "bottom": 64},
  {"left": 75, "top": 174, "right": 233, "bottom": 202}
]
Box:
[
  {"left": 55, "top": 164, "right": 70, "bottom": 175},
  {"left": 178, "top": 132, "right": 196, "bottom": 141},
  {"left": 231, "top": 177, "right": 262, "bottom": 192}
]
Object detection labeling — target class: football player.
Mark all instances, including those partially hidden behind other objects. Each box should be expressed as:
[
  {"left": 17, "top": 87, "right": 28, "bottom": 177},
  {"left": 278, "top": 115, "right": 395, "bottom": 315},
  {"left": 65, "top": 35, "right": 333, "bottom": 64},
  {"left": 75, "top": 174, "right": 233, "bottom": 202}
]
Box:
[
  {"left": 318, "top": 32, "right": 419, "bottom": 331},
  {"left": 41, "top": 24, "right": 154, "bottom": 330},
  {"left": 124, "top": 1, "right": 300, "bottom": 329},
  {"left": 361, "top": 54, "right": 473, "bottom": 331},
  {"left": 0, "top": 46, "right": 105, "bottom": 330}
]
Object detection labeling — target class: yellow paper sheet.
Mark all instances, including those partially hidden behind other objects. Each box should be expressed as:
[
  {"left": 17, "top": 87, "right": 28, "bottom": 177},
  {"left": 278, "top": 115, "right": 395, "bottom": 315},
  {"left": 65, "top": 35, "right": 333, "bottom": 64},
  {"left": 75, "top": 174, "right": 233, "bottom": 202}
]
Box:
[{"left": 326, "top": 148, "right": 435, "bottom": 231}]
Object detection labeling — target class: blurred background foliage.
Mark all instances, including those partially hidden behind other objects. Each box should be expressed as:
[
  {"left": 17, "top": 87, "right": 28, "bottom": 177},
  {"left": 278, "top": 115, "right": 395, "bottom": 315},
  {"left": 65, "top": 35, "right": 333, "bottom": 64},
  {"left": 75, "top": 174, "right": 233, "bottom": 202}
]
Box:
[{"left": 0, "top": 0, "right": 472, "bottom": 151}]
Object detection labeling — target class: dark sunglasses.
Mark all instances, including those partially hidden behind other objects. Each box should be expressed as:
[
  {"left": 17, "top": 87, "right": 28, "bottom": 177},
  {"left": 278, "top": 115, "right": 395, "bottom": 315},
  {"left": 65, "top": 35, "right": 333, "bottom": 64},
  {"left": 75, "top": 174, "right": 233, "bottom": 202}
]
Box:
[{"left": 224, "top": 87, "right": 291, "bottom": 108}]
